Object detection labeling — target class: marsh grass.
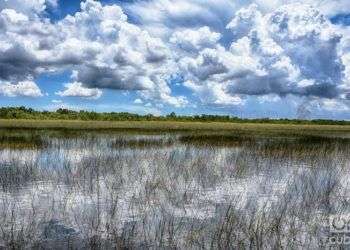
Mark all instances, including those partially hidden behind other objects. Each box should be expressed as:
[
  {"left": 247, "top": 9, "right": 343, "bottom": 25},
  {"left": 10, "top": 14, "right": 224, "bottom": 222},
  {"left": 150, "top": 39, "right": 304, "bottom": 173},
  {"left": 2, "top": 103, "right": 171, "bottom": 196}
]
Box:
[
  {"left": 111, "top": 136, "right": 175, "bottom": 148},
  {"left": 0, "top": 163, "right": 40, "bottom": 191},
  {"left": 0, "top": 128, "right": 348, "bottom": 248},
  {"left": 2, "top": 119, "right": 350, "bottom": 135},
  {"left": 179, "top": 134, "right": 254, "bottom": 147},
  {"left": 0, "top": 134, "right": 46, "bottom": 149},
  {"left": 254, "top": 136, "right": 350, "bottom": 160}
]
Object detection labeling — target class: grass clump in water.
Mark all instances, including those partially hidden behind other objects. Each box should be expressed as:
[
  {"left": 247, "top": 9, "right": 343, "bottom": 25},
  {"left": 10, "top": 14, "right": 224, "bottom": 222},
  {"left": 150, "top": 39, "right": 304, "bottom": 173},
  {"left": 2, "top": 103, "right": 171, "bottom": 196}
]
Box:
[
  {"left": 179, "top": 134, "right": 254, "bottom": 147},
  {"left": 111, "top": 137, "right": 175, "bottom": 148}
]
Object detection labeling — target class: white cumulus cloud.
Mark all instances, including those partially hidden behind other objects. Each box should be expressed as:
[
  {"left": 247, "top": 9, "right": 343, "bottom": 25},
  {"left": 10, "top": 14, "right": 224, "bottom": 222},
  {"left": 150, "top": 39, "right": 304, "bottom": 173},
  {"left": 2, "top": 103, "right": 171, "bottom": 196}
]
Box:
[
  {"left": 0, "top": 0, "right": 187, "bottom": 105},
  {"left": 56, "top": 82, "right": 102, "bottom": 99},
  {"left": 0, "top": 80, "right": 43, "bottom": 97},
  {"left": 170, "top": 26, "right": 221, "bottom": 53},
  {"left": 0, "top": 0, "right": 57, "bottom": 15},
  {"left": 175, "top": 3, "right": 349, "bottom": 107}
]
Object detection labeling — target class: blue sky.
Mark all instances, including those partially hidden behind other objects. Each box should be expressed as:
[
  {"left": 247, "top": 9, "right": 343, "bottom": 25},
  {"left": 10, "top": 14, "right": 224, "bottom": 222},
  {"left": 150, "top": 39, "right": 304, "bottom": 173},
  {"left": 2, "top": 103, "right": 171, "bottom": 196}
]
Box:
[{"left": 0, "top": 0, "right": 350, "bottom": 119}]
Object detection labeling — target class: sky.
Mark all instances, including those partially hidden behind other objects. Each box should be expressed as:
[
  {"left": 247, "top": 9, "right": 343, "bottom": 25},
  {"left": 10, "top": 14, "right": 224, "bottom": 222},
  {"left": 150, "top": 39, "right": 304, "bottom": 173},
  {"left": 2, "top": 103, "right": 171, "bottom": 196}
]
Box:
[{"left": 0, "top": 0, "right": 350, "bottom": 119}]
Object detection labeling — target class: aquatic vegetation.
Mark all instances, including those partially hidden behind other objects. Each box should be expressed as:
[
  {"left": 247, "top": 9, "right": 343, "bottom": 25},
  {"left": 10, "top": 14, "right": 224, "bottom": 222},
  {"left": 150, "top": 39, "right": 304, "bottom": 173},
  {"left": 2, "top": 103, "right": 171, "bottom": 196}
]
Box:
[
  {"left": 111, "top": 136, "right": 175, "bottom": 148},
  {"left": 0, "top": 134, "right": 46, "bottom": 149},
  {"left": 0, "top": 129, "right": 348, "bottom": 248},
  {"left": 178, "top": 134, "right": 254, "bottom": 147}
]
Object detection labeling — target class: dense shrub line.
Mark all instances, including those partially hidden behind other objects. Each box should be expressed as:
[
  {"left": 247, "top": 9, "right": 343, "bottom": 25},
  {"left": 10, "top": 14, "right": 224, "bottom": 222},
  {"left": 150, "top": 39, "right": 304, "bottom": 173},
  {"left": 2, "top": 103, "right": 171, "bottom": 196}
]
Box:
[{"left": 1, "top": 106, "right": 349, "bottom": 125}]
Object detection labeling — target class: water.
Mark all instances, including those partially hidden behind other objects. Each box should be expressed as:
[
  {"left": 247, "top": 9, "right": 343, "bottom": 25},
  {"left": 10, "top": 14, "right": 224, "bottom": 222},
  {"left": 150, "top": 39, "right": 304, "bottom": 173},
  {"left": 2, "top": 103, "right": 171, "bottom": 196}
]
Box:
[{"left": 0, "top": 129, "right": 349, "bottom": 248}]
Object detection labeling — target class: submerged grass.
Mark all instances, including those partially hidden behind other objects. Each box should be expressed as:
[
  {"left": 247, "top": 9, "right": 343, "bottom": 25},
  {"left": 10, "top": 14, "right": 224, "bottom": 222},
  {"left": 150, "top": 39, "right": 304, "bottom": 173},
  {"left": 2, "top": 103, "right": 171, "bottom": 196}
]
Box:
[
  {"left": 0, "top": 163, "right": 39, "bottom": 190},
  {"left": 111, "top": 137, "right": 175, "bottom": 148},
  {"left": 179, "top": 134, "right": 254, "bottom": 147},
  {"left": 255, "top": 135, "right": 350, "bottom": 159},
  {"left": 0, "top": 134, "right": 46, "bottom": 149}
]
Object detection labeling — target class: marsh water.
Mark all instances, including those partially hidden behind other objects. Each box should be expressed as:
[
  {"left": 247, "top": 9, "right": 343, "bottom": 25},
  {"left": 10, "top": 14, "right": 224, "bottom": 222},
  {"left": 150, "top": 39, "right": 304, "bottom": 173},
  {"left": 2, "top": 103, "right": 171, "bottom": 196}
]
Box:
[{"left": 0, "top": 129, "right": 350, "bottom": 249}]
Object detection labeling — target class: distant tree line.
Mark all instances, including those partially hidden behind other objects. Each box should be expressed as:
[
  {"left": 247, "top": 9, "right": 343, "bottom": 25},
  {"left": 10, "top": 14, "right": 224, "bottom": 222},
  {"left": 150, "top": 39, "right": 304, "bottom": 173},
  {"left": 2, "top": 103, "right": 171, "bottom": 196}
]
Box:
[{"left": 0, "top": 106, "right": 349, "bottom": 125}]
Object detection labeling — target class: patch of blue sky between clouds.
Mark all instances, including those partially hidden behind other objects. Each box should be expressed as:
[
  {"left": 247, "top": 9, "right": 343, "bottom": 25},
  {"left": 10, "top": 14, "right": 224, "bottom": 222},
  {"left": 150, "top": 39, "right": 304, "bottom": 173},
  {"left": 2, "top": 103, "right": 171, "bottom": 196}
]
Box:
[{"left": 331, "top": 13, "right": 350, "bottom": 26}]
